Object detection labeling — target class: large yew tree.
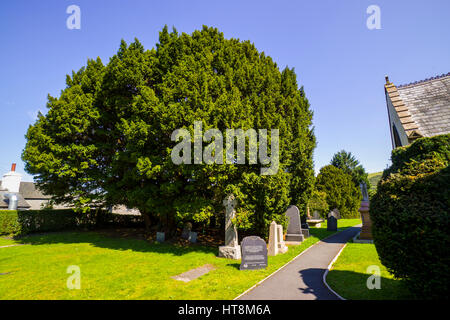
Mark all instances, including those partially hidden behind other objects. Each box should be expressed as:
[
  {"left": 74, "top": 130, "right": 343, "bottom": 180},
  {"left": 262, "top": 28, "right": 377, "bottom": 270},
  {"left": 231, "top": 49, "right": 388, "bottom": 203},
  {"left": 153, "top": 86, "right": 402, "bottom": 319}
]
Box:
[{"left": 22, "top": 26, "right": 316, "bottom": 237}]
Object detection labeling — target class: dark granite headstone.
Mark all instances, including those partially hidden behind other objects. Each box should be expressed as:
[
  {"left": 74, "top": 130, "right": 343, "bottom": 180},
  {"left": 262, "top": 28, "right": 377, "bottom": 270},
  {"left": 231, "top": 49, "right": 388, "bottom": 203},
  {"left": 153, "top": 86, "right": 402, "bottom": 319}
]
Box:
[
  {"left": 327, "top": 211, "right": 338, "bottom": 231},
  {"left": 301, "top": 223, "right": 310, "bottom": 238},
  {"left": 285, "top": 205, "right": 304, "bottom": 242},
  {"left": 240, "top": 236, "right": 268, "bottom": 270}
]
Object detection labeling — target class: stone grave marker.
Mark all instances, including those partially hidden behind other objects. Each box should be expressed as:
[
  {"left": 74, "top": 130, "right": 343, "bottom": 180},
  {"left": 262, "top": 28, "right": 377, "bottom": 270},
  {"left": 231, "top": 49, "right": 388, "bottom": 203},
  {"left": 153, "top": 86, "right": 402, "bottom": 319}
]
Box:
[
  {"left": 189, "top": 231, "right": 197, "bottom": 243},
  {"left": 218, "top": 194, "right": 241, "bottom": 260},
  {"left": 181, "top": 222, "right": 193, "bottom": 240},
  {"left": 277, "top": 224, "right": 288, "bottom": 253},
  {"left": 240, "top": 236, "right": 268, "bottom": 270},
  {"left": 171, "top": 264, "right": 215, "bottom": 282},
  {"left": 285, "top": 205, "right": 304, "bottom": 242},
  {"left": 312, "top": 211, "right": 321, "bottom": 220},
  {"left": 268, "top": 221, "right": 278, "bottom": 256},
  {"left": 301, "top": 222, "right": 310, "bottom": 239},
  {"left": 327, "top": 210, "right": 338, "bottom": 231},
  {"left": 156, "top": 232, "right": 165, "bottom": 243}
]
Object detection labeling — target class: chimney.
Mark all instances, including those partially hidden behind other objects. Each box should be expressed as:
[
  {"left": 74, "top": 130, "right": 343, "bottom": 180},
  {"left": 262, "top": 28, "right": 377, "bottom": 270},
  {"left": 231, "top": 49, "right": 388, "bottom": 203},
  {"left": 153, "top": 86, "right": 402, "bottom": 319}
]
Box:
[
  {"left": 385, "top": 75, "right": 390, "bottom": 84},
  {"left": 6, "top": 193, "right": 18, "bottom": 210},
  {"left": 0, "top": 163, "right": 22, "bottom": 193}
]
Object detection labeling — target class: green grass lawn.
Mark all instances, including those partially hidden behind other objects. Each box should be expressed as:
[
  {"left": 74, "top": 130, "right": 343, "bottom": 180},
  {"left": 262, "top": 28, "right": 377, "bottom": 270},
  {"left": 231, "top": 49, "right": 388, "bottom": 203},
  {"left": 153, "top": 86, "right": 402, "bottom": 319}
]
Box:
[
  {"left": 0, "top": 219, "right": 360, "bottom": 300},
  {"left": 368, "top": 172, "right": 383, "bottom": 192},
  {"left": 326, "top": 242, "right": 413, "bottom": 300},
  {"left": 0, "top": 237, "right": 17, "bottom": 247}
]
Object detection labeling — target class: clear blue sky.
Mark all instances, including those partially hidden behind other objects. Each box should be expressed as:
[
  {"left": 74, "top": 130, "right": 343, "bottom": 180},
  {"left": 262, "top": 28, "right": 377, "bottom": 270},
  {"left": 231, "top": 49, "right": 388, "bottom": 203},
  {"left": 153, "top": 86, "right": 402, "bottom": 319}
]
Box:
[{"left": 1, "top": 0, "right": 449, "bottom": 181}]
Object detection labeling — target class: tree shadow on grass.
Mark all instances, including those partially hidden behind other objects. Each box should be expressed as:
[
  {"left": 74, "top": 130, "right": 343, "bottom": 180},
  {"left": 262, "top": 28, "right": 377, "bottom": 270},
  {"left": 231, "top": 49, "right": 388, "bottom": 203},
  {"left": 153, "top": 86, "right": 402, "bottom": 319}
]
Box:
[
  {"left": 13, "top": 230, "right": 219, "bottom": 256},
  {"left": 226, "top": 263, "right": 241, "bottom": 270}
]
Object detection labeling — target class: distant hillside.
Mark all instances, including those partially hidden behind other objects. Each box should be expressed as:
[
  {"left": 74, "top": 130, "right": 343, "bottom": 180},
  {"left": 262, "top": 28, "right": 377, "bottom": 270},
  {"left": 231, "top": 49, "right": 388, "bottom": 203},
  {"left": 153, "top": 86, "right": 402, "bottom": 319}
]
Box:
[{"left": 368, "top": 172, "right": 383, "bottom": 191}]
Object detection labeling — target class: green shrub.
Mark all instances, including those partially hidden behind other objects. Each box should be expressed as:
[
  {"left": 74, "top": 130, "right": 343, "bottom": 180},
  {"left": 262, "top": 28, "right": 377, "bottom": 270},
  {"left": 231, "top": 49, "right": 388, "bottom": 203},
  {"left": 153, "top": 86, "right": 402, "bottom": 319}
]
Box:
[
  {"left": 387, "top": 134, "right": 450, "bottom": 174},
  {"left": 315, "top": 165, "right": 362, "bottom": 218},
  {"left": 0, "top": 209, "right": 144, "bottom": 236},
  {"left": 0, "top": 210, "right": 22, "bottom": 235},
  {"left": 371, "top": 133, "right": 450, "bottom": 299},
  {"left": 308, "top": 190, "right": 329, "bottom": 218}
]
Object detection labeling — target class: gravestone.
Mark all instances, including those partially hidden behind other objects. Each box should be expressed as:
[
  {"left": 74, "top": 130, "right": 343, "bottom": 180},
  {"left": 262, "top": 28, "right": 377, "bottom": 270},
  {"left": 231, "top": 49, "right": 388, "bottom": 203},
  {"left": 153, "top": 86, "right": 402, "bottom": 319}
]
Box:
[
  {"left": 285, "top": 205, "right": 304, "bottom": 242},
  {"left": 181, "top": 222, "right": 193, "bottom": 240},
  {"left": 327, "top": 210, "right": 338, "bottom": 231},
  {"left": 189, "top": 231, "right": 197, "bottom": 243},
  {"left": 301, "top": 222, "right": 310, "bottom": 239},
  {"left": 360, "top": 182, "right": 369, "bottom": 202},
  {"left": 171, "top": 264, "right": 215, "bottom": 282},
  {"left": 156, "top": 232, "right": 165, "bottom": 243},
  {"left": 359, "top": 182, "right": 373, "bottom": 240},
  {"left": 312, "top": 211, "right": 321, "bottom": 220},
  {"left": 268, "top": 221, "right": 278, "bottom": 256},
  {"left": 277, "top": 224, "right": 288, "bottom": 253},
  {"left": 240, "top": 236, "right": 268, "bottom": 270},
  {"left": 218, "top": 194, "right": 241, "bottom": 260}
]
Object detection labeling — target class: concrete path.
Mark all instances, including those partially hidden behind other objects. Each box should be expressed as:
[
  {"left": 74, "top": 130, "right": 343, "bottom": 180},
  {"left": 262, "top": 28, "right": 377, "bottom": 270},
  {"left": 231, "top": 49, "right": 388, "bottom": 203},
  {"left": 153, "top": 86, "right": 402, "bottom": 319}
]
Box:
[
  {"left": 237, "top": 225, "right": 362, "bottom": 300},
  {"left": 0, "top": 244, "right": 25, "bottom": 249}
]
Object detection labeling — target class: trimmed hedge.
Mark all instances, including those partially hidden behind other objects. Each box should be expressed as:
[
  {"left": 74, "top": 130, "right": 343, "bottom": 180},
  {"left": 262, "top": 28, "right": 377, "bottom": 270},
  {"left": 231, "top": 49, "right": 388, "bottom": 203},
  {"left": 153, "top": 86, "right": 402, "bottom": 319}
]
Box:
[
  {"left": 0, "top": 209, "right": 144, "bottom": 236},
  {"left": 371, "top": 133, "right": 450, "bottom": 299}
]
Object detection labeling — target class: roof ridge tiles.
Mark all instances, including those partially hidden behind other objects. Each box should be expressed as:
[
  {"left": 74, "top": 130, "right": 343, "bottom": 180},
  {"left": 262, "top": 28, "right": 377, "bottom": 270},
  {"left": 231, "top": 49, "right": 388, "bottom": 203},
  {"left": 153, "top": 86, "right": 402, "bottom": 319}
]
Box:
[{"left": 397, "top": 72, "right": 450, "bottom": 88}]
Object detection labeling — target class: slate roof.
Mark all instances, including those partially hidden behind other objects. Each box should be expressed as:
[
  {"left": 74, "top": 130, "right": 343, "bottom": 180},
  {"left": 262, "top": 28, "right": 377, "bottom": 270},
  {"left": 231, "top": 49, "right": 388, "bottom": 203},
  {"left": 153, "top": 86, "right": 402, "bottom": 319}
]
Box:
[
  {"left": 385, "top": 73, "right": 450, "bottom": 138},
  {"left": 18, "top": 182, "right": 51, "bottom": 199},
  {"left": 0, "top": 181, "right": 51, "bottom": 199}
]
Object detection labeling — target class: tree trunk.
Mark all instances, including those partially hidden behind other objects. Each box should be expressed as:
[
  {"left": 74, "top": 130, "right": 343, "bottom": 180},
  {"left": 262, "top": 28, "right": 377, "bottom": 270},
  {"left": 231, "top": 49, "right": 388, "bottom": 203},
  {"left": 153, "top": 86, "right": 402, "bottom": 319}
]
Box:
[{"left": 141, "top": 211, "right": 151, "bottom": 232}]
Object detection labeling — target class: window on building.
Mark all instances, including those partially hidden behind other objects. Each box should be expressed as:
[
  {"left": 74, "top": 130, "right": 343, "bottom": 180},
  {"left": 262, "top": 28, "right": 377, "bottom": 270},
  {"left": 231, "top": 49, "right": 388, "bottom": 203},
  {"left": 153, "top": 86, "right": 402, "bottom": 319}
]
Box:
[{"left": 392, "top": 124, "right": 402, "bottom": 148}]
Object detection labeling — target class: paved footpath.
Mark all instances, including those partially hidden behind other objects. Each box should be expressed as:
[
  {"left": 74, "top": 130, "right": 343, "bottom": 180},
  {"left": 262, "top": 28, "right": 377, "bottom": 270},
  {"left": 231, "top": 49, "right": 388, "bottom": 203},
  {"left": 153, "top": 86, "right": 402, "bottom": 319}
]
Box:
[{"left": 237, "top": 225, "right": 362, "bottom": 300}]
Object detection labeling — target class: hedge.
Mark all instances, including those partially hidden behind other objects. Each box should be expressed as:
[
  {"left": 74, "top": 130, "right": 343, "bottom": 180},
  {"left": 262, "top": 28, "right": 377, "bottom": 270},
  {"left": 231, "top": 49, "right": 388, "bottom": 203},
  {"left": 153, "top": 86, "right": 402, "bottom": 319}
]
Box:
[
  {"left": 0, "top": 209, "right": 144, "bottom": 236},
  {"left": 371, "top": 133, "right": 450, "bottom": 299}
]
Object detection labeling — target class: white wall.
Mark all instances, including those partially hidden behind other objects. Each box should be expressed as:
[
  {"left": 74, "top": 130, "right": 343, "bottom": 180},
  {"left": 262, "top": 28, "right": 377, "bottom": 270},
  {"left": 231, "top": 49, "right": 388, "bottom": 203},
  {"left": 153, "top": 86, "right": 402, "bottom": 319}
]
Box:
[
  {"left": 1, "top": 171, "right": 22, "bottom": 193},
  {"left": 386, "top": 93, "right": 409, "bottom": 148}
]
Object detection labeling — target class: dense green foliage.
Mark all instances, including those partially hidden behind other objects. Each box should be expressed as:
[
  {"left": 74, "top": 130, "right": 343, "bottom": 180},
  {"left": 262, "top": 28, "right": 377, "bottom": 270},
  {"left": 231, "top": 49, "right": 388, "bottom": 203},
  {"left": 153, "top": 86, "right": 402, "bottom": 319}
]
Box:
[
  {"left": 331, "top": 150, "right": 370, "bottom": 188},
  {"left": 308, "top": 190, "right": 329, "bottom": 218},
  {"left": 0, "top": 210, "right": 143, "bottom": 236},
  {"left": 371, "top": 134, "right": 450, "bottom": 299},
  {"left": 315, "top": 165, "right": 362, "bottom": 218},
  {"left": 0, "top": 211, "right": 22, "bottom": 235},
  {"left": 22, "top": 26, "right": 315, "bottom": 237}
]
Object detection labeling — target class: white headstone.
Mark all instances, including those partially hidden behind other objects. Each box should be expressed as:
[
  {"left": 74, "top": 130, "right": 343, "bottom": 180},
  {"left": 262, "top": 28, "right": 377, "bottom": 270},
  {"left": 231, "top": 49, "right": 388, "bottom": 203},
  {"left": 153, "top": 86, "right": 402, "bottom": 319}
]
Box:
[{"left": 268, "top": 221, "right": 278, "bottom": 256}]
